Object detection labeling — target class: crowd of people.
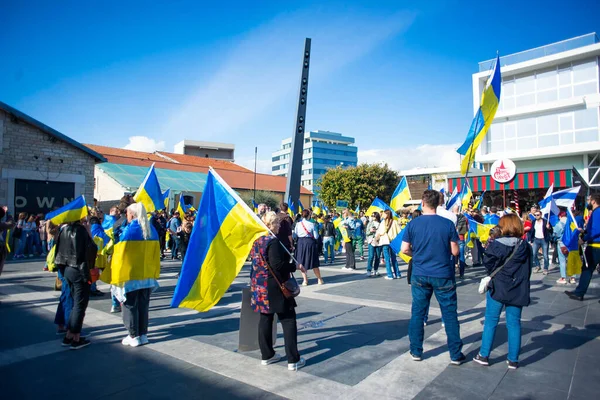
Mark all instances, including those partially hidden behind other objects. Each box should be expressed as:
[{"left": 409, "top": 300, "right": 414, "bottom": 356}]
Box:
[{"left": 0, "top": 189, "right": 598, "bottom": 373}]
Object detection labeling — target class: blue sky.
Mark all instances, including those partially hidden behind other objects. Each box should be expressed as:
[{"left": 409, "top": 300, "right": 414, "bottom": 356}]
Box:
[{"left": 1, "top": 0, "right": 599, "bottom": 172}]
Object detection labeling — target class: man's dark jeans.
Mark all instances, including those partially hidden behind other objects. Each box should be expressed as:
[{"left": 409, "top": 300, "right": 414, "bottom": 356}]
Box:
[
  {"left": 64, "top": 266, "right": 90, "bottom": 334},
  {"left": 574, "top": 246, "right": 600, "bottom": 298},
  {"left": 409, "top": 275, "right": 463, "bottom": 360}
]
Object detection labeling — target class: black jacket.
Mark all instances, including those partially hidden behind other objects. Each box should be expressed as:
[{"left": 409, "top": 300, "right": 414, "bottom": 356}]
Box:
[
  {"left": 456, "top": 213, "right": 468, "bottom": 235},
  {"left": 265, "top": 238, "right": 297, "bottom": 313},
  {"left": 528, "top": 218, "right": 553, "bottom": 242},
  {"left": 54, "top": 223, "right": 97, "bottom": 281},
  {"left": 484, "top": 237, "right": 532, "bottom": 307}
]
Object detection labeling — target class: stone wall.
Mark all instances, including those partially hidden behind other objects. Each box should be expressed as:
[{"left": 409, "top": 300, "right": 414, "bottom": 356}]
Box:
[{"left": 0, "top": 109, "right": 97, "bottom": 211}]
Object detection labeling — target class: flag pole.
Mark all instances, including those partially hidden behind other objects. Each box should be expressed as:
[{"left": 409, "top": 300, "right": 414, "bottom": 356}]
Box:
[{"left": 253, "top": 146, "right": 258, "bottom": 201}]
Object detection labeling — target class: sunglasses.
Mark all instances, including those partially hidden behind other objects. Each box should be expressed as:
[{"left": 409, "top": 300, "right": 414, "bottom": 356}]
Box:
[{"left": 534, "top": 214, "right": 541, "bottom": 217}]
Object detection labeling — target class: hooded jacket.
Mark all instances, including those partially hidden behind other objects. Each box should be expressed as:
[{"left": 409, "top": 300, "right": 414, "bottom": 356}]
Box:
[{"left": 483, "top": 237, "right": 533, "bottom": 307}]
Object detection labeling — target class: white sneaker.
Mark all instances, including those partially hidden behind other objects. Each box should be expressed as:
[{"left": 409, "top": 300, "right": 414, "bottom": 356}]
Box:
[
  {"left": 121, "top": 335, "right": 141, "bottom": 347},
  {"left": 288, "top": 357, "right": 306, "bottom": 371},
  {"left": 384, "top": 276, "right": 394, "bottom": 280},
  {"left": 261, "top": 353, "right": 282, "bottom": 366},
  {"left": 140, "top": 335, "right": 149, "bottom": 345},
  {"left": 374, "top": 271, "right": 380, "bottom": 276},
  {"left": 110, "top": 305, "right": 121, "bottom": 313}
]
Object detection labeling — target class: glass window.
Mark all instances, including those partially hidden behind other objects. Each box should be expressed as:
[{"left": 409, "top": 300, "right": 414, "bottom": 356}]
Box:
[
  {"left": 504, "top": 123, "right": 516, "bottom": 138},
  {"left": 538, "top": 114, "right": 558, "bottom": 135},
  {"left": 518, "top": 136, "right": 537, "bottom": 149},
  {"left": 575, "top": 129, "right": 599, "bottom": 143},
  {"left": 574, "top": 82, "right": 598, "bottom": 97},
  {"left": 516, "top": 93, "right": 535, "bottom": 107},
  {"left": 502, "top": 79, "right": 515, "bottom": 96},
  {"left": 490, "top": 141, "right": 504, "bottom": 153},
  {"left": 489, "top": 124, "right": 503, "bottom": 141},
  {"left": 574, "top": 108, "right": 598, "bottom": 129},
  {"left": 560, "top": 132, "right": 574, "bottom": 145},
  {"left": 536, "top": 67, "right": 557, "bottom": 90},
  {"left": 516, "top": 118, "right": 536, "bottom": 137},
  {"left": 505, "top": 139, "right": 517, "bottom": 151},
  {"left": 538, "top": 134, "right": 559, "bottom": 147},
  {"left": 558, "top": 64, "right": 572, "bottom": 86},
  {"left": 572, "top": 59, "right": 597, "bottom": 83},
  {"left": 559, "top": 86, "right": 573, "bottom": 100},
  {"left": 503, "top": 97, "right": 516, "bottom": 111},
  {"left": 537, "top": 89, "right": 558, "bottom": 104},
  {"left": 515, "top": 73, "right": 535, "bottom": 94},
  {"left": 559, "top": 114, "right": 574, "bottom": 131}
]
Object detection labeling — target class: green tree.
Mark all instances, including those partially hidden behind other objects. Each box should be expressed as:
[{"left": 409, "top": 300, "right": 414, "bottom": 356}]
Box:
[
  {"left": 316, "top": 164, "right": 400, "bottom": 210},
  {"left": 239, "top": 190, "right": 280, "bottom": 210}
]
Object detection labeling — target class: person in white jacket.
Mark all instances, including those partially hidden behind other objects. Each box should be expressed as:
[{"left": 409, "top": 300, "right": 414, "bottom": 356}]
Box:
[{"left": 376, "top": 210, "right": 401, "bottom": 280}]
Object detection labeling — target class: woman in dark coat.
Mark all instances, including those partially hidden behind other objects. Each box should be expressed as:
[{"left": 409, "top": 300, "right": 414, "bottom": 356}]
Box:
[
  {"left": 473, "top": 214, "right": 533, "bottom": 370},
  {"left": 250, "top": 211, "right": 305, "bottom": 371}
]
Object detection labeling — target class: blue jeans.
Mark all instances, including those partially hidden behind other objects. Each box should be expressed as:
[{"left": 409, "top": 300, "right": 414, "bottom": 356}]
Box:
[
  {"left": 54, "top": 270, "right": 73, "bottom": 326},
  {"left": 382, "top": 245, "right": 400, "bottom": 278},
  {"left": 479, "top": 292, "right": 523, "bottom": 362},
  {"left": 14, "top": 237, "right": 25, "bottom": 257},
  {"left": 532, "top": 238, "right": 549, "bottom": 270},
  {"left": 323, "top": 237, "right": 335, "bottom": 263},
  {"left": 574, "top": 246, "right": 600, "bottom": 298},
  {"left": 558, "top": 246, "right": 567, "bottom": 278},
  {"left": 409, "top": 275, "right": 463, "bottom": 360},
  {"left": 367, "top": 244, "right": 382, "bottom": 272},
  {"left": 171, "top": 237, "right": 180, "bottom": 259},
  {"left": 458, "top": 239, "right": 466, "bottom": 277},
  {"left": 112, "top": 293, "right": 120, "bottom": 307}
]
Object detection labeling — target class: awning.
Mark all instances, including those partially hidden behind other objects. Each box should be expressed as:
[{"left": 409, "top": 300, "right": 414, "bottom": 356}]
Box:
[
  {"left": 448, "top": 169, "right": 572, "bottom": 192},
  {"left": 99, "top": 163, "right": 207, "bottom": 192}
]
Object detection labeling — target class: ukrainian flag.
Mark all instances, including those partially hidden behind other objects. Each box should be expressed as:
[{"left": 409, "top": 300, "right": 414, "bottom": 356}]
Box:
[
  {"left": 100, "top": 219, "right": 161, "bottom": 285},
  {"left": 390, "top": 177, "right": 411, "bottom": 211},
  {"left": 389, "top": 228, "right": 411, "bottom": 264},
  {"left": 45, "top": 195, "right": 88, "bottom": 225},
  {"left": 171, "top": 169, "right": 268, "bottom": 312},
  {"left": 177, "top": 194, "right": 188, "bottom": 216},
  {"left": 102, "top": 214, "right": 117, "bottom": 239},
  {"left": 466, "top": 215, "right": 495, "bottom": 244},
  {"left": 133, "top": 163, "right": 164, "bottom": 212},
  {"left": 162, "top": 188, "right": 171, "bottom": 209},
  {"left": 473, "top": 190, "right": 486, "bottom": 210},
  {"left": 365, "top": 198, "right": 399, "bottom": 219},
  {"left": 298, "top": 199, "right": 304, "bottom": 214},
  {"left": 461, "top": 182, "right": 473, "bottom": 210},
  {"left": 457, "top": 54, "right": 501, "bottom": 175},
  {"left": 251, "top": 199, "right": 259, "bottom": 214},
  {"left": 563, "top": 209, "right": 582, "bottom": 276},
  {"left": 287, "top": 196, "right": 296, "bottom": 219}
]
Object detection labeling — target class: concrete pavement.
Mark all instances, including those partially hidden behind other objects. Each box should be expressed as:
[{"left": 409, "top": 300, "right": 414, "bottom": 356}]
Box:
[{"left": 1, "top": 256, "right": 599, "bottom": 399}]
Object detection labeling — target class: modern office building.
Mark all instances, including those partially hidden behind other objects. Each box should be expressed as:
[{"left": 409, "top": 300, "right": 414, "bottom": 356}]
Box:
[
  {"left": 271, "top": 130, "right": 358, "bottom": 193},
  {"left": 402, "top": 33, "right": 600, "bottom": 208}
]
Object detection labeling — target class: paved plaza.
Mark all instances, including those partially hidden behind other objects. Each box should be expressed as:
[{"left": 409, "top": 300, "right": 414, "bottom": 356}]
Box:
[{"left": 1, "top": 256, "right": 600, "bottom": 400}]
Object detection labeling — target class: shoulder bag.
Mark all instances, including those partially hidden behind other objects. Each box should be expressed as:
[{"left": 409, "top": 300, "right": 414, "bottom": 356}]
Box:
[
  {"left": 299, "top": 221, "right": 315, "bottom": 240},
  {"left": 260, "top": 244, "right": 300, "bottom": 299},
  {"left": 478, "top": 240, "right": 522, "bottom": 294}
]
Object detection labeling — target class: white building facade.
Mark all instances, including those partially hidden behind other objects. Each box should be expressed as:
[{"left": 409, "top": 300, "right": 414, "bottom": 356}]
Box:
[{"left": 271, "top": 130, "right": 357, "bottom": 193}]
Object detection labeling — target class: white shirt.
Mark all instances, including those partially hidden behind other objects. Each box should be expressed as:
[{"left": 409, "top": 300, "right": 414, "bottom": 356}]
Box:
[
  {"left": 534, "top": 219, "right": 545, "bottom": 239},
  {"left": 436, "top": 206, "right": 457, "bottom": 226},
  {"left": 294, "top": 219, "right": 319, "bottom": 239}
]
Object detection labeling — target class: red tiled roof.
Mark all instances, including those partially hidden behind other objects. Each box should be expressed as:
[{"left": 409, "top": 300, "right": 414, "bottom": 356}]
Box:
[{"left": 86, "top": 144, "right": 312, "bottom": 195}]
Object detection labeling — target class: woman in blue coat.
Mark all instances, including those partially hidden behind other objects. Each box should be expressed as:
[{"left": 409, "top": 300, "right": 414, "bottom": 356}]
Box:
[{"left": 473, "top": 214, "right": 533, "bottom": 370}]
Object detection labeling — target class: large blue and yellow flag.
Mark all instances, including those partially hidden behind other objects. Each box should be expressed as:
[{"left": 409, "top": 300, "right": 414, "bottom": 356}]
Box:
[
  {"left": 176, "top": 194, "right": 190, "bottom": 216},
  {"left": 365, "top": 197, "right": 399, "bottom": 219},
  {"left": 465, "top": 214, "right": 495, "bottom": 244},
  {"left": 390, "top": 177, "right": 411, "bottom": 211},
  {"left": 287, "top": 196, "right": 296, "bottom": 219},
  {"left": 457, "top": 54, "right": 501, "bottom": 175},
  {"left": 45, "top": 195, "right": 88, "bottom": 225},
  {"left": 171, "top": 169, "right": 268, "bottom": 312},
  {"left": 133, "top": 163, "right": 164, "bottom": 212},
  {"left": 298, "top": 199, "right": 304, "bottom": 214},
  {"left": 100, "top": 219, "right": 161, "bottom": 285},
  {"left": 562, "top": 208, "right": 582, "bottom": 276}
]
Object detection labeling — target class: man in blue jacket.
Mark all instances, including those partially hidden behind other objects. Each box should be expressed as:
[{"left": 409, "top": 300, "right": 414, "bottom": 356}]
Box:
[
  {"left": 528, "top": 211, "right": 552, "bottom": 275},
  {"left": 566, "top": 193, "right": 600, "bottom": 301}
]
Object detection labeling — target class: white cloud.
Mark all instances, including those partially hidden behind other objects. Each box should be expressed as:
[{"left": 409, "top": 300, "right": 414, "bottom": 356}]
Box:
[
  {"left": 123, "top": 136, "right": 166, "bottom": 152},
  {"left": 358, "top": 143, "right": 462, "bottom": 172},
  {"left": 164, "top": 10, "right": 414, "bottom": 140},
  {"left": 235, "top": 156, "right": 272, "bottom": 174}
]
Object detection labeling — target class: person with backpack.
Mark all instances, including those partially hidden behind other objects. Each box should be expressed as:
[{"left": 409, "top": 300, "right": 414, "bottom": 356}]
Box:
[{"left": 473, "top": 214, "right": 532, "bottom": 369}]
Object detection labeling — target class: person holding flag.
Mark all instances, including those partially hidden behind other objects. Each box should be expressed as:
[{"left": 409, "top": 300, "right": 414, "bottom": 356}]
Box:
[
  {"left": 565, "top": 193, "right": 600, "bottom": 301},
  {"left": 50, "top": 196, "right": 96, "bottom": 350}
]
